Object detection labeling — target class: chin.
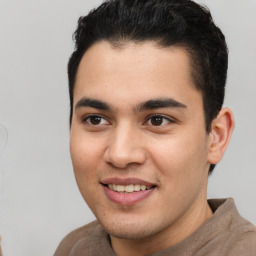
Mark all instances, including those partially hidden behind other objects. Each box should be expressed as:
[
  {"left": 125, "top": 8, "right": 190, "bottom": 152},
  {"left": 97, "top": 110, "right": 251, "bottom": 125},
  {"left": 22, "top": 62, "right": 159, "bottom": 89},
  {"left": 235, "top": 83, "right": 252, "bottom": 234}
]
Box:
[
  {"left": 106, "top": 227, "right": 154, "bottom": 240},
  {"left": 97, "top": 216, "right": 163, "bottom": 240}
]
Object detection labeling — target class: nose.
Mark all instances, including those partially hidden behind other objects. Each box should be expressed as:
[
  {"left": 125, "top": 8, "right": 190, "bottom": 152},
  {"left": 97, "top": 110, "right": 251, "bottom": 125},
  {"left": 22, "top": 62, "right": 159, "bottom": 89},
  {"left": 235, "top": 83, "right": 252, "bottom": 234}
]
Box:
[{"left": 103, "top": 124, "right": 147, "bottom": 169}]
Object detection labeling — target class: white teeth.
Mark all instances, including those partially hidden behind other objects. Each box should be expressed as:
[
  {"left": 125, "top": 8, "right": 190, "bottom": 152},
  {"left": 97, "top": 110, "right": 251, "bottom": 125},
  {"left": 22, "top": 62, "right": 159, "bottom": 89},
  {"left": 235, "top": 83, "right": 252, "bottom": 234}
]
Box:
[
  {"left": 117, "top": 185, "right": 125, "bottom": 192},
  {"left": 125, "top": 184, "right": 134, "bottom": 193},
  {"left": 140, "top": 185, "right": 146, "bottom": 191},
  {"left": 107, "top": 184, "right": 152, "bottom": 193},
  {"left": 134, "top": 185, "right": 140, "bottom": 191}
]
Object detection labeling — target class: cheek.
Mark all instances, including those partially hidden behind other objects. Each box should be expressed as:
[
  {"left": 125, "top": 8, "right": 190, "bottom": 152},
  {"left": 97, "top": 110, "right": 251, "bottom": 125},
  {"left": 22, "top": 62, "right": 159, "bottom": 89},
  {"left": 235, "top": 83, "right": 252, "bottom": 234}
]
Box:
[
  {"left": 70, "top": 132, "right": 107, "bottom": 208},
  {"left": 149, "top": 132, "right": 209, "bottom": 184},
  {"left": 148, "top": 135, "right": 209, "bottom": 213},
  {"left": 70, "top": 131, "right": 106, "bottom": 191},
  {"left": 70, "top": 131, "right": 105, "bottom": 168}
]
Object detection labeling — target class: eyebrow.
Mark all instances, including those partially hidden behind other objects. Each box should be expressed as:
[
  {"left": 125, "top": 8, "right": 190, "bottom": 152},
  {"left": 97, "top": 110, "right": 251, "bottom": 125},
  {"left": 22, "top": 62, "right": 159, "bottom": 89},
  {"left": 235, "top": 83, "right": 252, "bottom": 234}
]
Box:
[
  {"left": 75, "top": 98, "right": 111, "bottom": 111},
  {"left": 135, "top": 98, "right": 187, "bottom": 112},
  {"left": 75, "top": 97, "right": 187, "bottom": 112}
]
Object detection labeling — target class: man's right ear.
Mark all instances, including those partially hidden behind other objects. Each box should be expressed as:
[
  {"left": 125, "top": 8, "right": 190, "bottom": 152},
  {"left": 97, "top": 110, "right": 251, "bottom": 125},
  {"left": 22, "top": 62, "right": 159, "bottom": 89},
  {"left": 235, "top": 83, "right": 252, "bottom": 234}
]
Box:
[{"left": 207, "top": 108, "right": 235, "bottom": 165}]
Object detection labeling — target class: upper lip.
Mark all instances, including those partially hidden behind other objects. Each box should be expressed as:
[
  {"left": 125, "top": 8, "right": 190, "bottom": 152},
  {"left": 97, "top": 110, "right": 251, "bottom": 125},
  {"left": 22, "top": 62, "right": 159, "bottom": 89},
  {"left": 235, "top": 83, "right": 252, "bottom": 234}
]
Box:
[{"left": 101, "top": 177, "right": 155, "bottom": 187}]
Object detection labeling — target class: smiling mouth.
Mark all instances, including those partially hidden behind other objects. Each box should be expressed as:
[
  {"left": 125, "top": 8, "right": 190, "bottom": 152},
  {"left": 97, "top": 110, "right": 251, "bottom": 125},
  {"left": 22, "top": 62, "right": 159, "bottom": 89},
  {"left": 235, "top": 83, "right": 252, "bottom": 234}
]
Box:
[{"left": 104, "top": 184, "right": 155, "bottom": 193}]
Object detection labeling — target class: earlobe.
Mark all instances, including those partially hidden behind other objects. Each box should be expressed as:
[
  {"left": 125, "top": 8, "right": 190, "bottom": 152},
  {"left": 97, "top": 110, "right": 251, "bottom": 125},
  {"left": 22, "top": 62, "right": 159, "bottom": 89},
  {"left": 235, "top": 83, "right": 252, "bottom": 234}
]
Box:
[{"left": 208, "top": 108, "right": 235, "bottom": 165}]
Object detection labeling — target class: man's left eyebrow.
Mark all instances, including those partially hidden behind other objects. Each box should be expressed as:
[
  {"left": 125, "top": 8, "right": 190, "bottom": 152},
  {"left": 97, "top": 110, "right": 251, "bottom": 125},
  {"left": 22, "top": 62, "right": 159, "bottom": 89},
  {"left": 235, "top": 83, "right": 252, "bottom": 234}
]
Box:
[{"left": 135, "top": 98, "right": 187, "bottom": 112}]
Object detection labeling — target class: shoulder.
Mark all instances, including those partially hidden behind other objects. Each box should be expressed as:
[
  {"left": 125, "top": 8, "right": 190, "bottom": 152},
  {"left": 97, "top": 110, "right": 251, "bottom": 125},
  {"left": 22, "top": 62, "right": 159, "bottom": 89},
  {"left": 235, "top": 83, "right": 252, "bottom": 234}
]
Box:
[
  {"left": 53, "top": 220, "right": 101, "bottom": 256},
  {"left": 219, "top": 200, "right": 256, "bottom": 255},
  {"left": 204, "top": 198, "right": 256, "bottom": 255},
  {"left": 225, "top": 227, "right": 256, "bottom": 256}
]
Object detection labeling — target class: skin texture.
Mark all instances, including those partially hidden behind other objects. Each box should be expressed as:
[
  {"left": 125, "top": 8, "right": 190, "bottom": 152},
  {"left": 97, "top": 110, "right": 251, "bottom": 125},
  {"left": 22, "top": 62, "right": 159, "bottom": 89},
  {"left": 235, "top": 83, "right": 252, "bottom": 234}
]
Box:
[{"left": 70, "top": 41, "right": 234, "bottom": 256}]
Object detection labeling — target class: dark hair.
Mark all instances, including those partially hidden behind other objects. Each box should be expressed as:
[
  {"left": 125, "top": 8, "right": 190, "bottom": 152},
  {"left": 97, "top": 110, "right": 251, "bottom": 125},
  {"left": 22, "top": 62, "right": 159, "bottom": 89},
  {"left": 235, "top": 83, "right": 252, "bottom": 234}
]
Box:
[{"left": 68, "top": 0, "right": 228, "bottom": 173}]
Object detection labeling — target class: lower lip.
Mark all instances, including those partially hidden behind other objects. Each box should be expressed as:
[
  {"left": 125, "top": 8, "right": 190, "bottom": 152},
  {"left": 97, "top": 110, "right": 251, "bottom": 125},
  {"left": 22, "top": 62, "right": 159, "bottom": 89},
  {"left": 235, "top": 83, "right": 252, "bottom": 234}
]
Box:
[{"left": 103, "top": 185, "right": 155, "bottom": 205}]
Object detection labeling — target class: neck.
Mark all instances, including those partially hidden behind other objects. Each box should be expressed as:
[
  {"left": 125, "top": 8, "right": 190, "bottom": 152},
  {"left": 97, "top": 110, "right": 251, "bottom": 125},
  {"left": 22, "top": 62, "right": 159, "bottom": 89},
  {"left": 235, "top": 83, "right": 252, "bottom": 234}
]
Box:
[{"left": 111, "top": 197, "right": 213, "bottom": 256}]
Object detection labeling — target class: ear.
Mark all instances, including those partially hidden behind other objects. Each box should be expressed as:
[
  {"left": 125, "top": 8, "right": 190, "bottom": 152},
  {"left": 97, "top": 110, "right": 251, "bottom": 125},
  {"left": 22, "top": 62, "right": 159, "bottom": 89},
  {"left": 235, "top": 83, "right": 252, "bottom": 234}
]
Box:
[{"left": 207, "top": 108, "right": 235, "bottom": 165}]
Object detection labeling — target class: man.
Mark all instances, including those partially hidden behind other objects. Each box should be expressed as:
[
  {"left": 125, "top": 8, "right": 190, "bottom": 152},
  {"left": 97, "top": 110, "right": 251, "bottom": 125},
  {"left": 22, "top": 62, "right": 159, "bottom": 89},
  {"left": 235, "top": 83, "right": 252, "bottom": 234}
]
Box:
[{"left": 54, "top": 0, "right": 256, "bottom": 255}]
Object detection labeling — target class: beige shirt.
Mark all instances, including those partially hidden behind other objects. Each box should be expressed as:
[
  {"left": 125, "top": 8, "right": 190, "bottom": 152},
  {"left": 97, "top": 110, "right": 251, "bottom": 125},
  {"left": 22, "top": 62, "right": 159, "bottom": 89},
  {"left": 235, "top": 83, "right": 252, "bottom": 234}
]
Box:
[{"left": 54, "top": 198, "right": 256, "bottom": 256}]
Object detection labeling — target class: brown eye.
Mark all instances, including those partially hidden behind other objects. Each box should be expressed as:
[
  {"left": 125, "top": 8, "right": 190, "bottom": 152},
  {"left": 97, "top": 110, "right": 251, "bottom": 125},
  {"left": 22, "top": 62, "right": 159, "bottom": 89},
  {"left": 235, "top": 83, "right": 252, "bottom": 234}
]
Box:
[
  {"left": 147, "top": 115, "right": 172, "bottom": 126},
  {"left": 84, "top": 115, "right": 109, "bottom": 126},
  {"left": 151, "top": 116, "right": 164, "bottom": 126},
  {"left": 89, "top": 116, "right": 102, "bottom": 125}
]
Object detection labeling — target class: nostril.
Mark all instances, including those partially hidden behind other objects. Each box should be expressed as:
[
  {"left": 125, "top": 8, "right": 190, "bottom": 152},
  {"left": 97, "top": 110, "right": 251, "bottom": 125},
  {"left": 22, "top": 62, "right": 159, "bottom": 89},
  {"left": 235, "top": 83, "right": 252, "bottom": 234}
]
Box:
[{"left": 104, "top": 145, "right": 147, "bottom": 169}]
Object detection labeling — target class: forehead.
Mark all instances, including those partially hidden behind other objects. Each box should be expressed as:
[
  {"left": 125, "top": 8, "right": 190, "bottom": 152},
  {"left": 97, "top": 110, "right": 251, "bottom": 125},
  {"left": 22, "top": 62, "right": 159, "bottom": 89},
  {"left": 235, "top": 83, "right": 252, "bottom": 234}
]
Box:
[{"left": 74, "top": 41, "right": 202, "bottom": 108}]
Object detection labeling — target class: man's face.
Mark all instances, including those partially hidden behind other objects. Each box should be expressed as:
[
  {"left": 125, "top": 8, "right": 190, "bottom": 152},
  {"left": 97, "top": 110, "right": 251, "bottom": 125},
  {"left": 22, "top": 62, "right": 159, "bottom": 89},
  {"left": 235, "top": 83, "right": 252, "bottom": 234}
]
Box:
[{"left": 70, "top": 41, "right": 212, "bottom": 240}]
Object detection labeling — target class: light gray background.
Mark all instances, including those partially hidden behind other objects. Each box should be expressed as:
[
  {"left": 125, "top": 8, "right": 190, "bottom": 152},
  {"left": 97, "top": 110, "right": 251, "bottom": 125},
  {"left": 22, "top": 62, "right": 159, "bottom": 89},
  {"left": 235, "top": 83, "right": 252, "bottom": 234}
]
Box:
[{"left": 0, "top": 0, "right": 255, "bottom": 255}]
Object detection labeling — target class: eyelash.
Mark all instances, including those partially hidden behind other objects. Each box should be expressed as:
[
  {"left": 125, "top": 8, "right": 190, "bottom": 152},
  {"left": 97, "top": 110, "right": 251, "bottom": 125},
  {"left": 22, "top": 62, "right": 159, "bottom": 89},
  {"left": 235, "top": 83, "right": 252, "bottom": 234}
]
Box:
[
  {"left": 83, "top": 114, "right": 174, "bottom": 127},
  {"left": 145, "top": 115, "right": 174, "bottom": 127},
  {"left": 83, "top": 115, "right": 110, "bottom": 126}
]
